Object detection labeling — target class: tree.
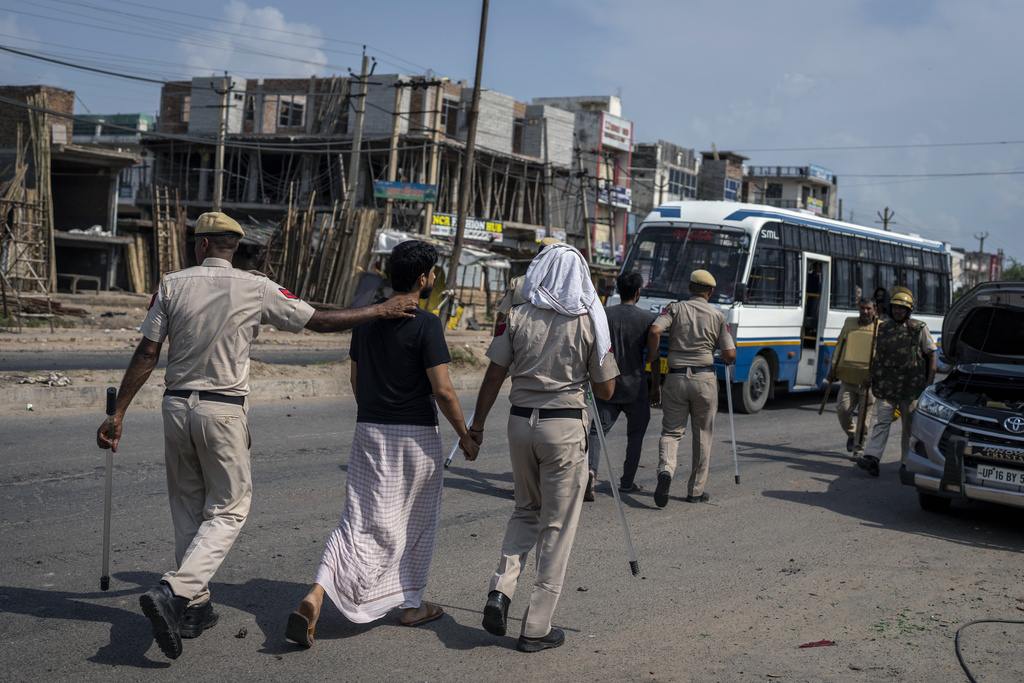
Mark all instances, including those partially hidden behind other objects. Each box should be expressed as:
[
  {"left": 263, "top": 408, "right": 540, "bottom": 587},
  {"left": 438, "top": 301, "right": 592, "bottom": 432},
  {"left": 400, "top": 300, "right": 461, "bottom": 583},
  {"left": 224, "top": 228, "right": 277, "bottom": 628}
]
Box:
[{"left": 1003, "top": 257, "right": 1024, "bottom": 282}]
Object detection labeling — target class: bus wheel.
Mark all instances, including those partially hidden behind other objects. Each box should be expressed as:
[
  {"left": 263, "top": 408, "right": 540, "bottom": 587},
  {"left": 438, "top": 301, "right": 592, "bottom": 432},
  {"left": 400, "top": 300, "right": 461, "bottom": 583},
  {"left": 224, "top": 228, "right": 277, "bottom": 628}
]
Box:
[{"left": 734, "top": 355, "right": 770, "bottom": 414}]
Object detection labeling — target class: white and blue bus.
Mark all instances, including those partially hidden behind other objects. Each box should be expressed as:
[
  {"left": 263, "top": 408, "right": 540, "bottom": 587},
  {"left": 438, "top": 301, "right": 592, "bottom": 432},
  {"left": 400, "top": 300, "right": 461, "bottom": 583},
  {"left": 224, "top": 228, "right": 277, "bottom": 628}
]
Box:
[{"left": 617, "top": 201, "right": 952, "bottom": 413}]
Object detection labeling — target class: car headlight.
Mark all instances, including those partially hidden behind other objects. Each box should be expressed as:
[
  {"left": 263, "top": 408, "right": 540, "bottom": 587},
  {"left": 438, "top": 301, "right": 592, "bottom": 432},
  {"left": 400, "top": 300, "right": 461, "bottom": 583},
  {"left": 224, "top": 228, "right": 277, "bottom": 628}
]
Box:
[{"left": 917, "top": 390, "right": 957, "bottom": 422}]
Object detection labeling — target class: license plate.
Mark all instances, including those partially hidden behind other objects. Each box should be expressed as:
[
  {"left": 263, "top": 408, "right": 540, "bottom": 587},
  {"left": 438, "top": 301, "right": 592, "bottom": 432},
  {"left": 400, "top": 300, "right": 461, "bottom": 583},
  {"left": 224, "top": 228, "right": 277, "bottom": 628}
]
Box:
[{"left": 976, "top": 463, "right": 1024, "bottom": 485}]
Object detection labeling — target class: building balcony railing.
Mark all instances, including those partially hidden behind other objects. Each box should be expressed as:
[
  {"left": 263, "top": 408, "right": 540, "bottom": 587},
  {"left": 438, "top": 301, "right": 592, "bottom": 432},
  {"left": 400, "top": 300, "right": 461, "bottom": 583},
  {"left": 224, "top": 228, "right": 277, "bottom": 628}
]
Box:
[{"left": 755, "top": 197, "right": 826, "bottom": 216}]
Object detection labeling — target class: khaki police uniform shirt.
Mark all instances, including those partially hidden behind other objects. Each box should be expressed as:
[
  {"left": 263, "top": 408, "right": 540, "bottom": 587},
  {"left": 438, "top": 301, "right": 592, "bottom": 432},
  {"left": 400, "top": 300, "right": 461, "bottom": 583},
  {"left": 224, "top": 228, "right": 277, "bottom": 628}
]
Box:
[
  {"left": 496, "top": 275, "right": 527, "bottom": 316},
  {"left": 653, "top": 296, "right": 735, "bottom": 368},
  {"left": 141, "top": 258, "right": 316, "bottom": 396},
  {"left": 485, "top": 303, "right": 619, "bottom": 409}
]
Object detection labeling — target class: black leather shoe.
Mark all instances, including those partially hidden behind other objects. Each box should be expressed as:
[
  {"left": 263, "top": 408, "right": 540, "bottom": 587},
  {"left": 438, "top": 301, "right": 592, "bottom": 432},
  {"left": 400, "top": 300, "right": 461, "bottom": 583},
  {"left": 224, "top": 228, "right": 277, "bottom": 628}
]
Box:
[
  {"left": 180, "top": 599, "right": 220, "bottom": 639},
  {"left": 517, "top": 626, "right": 565, "bottom": 652},
  {"left": 654, "top": 472, "right": 672, "bottom": 508},
  {"left": 482, "top": 590, "right": 510, "bottom": 636},
  {"left": 856, "top": 455, "right": 880, "bottom": 477},
  {"left": 686, "top": 492, "right": 710, "bottom": 503},
  {"left": 846, "top": 436, "right": 856, "bottom": 452},
  {"left": 139, "top": 582, "right": 188, "bottom": 659}
]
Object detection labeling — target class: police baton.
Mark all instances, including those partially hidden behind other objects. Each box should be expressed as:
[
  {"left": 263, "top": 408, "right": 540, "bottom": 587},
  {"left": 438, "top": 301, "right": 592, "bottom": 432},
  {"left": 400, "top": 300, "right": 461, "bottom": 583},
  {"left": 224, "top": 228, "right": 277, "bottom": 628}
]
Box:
[
  {"left": 586, "top": 384, "right": 640, "bottom": 577},
  {"left": 724, "top": 365, "right": 741, "bottom": 485},
  {"left": 101, "top": 387, "right": 116, "bottom": 591},
  {"left": 444, "top": 410, "right": 474, "bottom": 469}
]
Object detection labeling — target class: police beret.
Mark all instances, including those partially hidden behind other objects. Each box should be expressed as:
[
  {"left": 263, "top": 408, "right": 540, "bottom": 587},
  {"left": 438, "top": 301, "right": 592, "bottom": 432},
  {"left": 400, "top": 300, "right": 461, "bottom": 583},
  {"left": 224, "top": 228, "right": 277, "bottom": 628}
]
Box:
[
  {"left": 195, "top": 212, "right": 244, "bottom": 237},
  {"left": 690, "top": 269, "right": 716, "bottom": 287}
]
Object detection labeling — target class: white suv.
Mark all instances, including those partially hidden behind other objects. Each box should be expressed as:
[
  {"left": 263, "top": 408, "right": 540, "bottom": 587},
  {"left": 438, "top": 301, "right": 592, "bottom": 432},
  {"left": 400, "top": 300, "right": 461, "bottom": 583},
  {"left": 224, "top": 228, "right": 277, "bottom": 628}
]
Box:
[{"left": 901, "top": 281, "right": 1024, "bottom": 512}]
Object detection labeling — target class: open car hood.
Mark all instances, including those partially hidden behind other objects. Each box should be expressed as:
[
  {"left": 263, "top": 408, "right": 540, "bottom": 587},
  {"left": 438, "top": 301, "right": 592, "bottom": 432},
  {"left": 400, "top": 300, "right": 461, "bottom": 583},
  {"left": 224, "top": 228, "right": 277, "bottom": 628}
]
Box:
[{"left": 941, "top": 281, "right": 1024, "bottom": 366}]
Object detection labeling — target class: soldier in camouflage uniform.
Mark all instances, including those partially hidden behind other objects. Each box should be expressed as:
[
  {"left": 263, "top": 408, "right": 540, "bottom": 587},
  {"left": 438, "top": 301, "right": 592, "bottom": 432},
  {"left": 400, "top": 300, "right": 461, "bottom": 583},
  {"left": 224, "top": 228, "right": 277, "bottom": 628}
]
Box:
[{"left": 855, "top": 287, "right": 937, "bottom": 477}]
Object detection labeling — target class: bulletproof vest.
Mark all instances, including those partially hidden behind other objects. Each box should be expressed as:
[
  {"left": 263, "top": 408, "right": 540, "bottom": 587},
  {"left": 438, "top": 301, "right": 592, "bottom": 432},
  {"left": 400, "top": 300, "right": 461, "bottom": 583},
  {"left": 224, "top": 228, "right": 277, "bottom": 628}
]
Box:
[{"left": 870, "top": 319, "right": 927, "bottom": 401}]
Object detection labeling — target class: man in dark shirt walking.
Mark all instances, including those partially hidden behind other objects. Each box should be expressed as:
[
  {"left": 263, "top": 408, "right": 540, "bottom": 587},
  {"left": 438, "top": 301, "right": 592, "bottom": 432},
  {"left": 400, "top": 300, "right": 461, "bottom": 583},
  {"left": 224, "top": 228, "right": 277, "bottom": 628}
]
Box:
[
  {"left": 286, "top": 240, "right": 479, "bottom": 647},
  {"left": 585, "top": 272, "right": 656, "bottom": 499}
]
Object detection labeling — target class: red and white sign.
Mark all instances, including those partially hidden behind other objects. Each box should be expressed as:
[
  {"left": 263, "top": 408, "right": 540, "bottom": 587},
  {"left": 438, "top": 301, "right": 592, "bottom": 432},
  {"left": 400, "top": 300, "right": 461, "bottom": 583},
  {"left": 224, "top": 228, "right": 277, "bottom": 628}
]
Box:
[{"left": 601, "top": 113, "right": 632, "bottom": 152}]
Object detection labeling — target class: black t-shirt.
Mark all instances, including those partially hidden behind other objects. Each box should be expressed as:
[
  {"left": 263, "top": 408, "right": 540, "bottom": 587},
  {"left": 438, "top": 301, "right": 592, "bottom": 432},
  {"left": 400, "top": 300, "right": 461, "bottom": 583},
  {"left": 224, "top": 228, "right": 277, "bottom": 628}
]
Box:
[
  {"left": 349, "top": 307, "right": 451, "bottom": 426},
  {"left": 605, "top": 304, "right": 657, "bottom": 403}
]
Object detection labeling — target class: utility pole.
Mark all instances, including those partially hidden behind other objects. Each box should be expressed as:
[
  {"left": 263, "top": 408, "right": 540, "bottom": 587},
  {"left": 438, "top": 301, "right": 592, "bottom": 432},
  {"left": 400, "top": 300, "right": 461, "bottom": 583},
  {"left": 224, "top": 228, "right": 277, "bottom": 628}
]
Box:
[
  {"left": 331, "top": 50, "right": 373, "bottom": 306},
  {"left": 449, "top": 0, "right": 489, "bottom": 308},
  {"left": 383, "top": 79, "right": 404, "bottom": 230},
  {"left": 423, "top": 81, "right": 444, "bottom": 235},
  {"left": 576, "top": 141, "right": 593, "bottom": 265},
  {"left": 876, "top": 206, "right": 895, "bottom": 231},
  {"left": 975, "top": 231, "right": 988, "bottom": 253},
  {"left": 212, "top": 74, "right": 230, "bottom": 212},
  {"left": 542, "top": 116, "right": 551, "bottom": 234},
  {"left": 346, "top": 51, "right": 371, "bottom": 216}
]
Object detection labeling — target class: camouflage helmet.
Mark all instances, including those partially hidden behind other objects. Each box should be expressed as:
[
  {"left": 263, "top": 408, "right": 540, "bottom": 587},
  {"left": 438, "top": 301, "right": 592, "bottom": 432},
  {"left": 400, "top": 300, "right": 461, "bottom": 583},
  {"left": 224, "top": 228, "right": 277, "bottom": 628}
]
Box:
[{"left": 888, "top": 286, "right": 914, "bottom": 311}]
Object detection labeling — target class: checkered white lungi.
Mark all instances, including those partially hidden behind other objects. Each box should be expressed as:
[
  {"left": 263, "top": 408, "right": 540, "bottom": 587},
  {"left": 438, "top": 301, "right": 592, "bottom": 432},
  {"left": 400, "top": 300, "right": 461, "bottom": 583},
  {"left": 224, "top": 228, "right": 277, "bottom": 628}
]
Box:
[{"left": 316, "top": 422, "right": 444, "bottom": 623}]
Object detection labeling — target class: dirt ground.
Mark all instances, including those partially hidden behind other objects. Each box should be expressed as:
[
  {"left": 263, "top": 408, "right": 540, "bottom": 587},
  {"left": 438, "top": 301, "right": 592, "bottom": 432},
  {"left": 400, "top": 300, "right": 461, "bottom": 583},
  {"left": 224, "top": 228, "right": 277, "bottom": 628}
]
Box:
[{"left": 0, "top": 292, "right": 493, "bottom": 388}]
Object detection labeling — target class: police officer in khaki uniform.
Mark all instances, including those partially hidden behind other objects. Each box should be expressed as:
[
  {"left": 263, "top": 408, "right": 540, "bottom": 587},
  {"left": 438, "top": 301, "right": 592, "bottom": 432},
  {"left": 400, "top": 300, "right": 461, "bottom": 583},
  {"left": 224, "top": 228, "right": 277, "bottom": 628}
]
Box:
[
  {"left": 468, "top": 243, "right": 618, "bottom": 653},
  {"left": 96, "top": 212, "right": 415, "bottom": 660},
  {"left": 647, "top": 269, "right": 736, "bottom": 507},
  {"left": 827, "top": 298, "right": 878, "bottom": 458}
]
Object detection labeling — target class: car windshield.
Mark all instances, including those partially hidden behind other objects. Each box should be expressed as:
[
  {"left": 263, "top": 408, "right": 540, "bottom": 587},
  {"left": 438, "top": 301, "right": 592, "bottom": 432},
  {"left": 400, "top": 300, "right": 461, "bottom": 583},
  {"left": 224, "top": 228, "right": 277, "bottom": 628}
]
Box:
[{"left": 623, "top": 224, "right": 750, "bottom": 304}]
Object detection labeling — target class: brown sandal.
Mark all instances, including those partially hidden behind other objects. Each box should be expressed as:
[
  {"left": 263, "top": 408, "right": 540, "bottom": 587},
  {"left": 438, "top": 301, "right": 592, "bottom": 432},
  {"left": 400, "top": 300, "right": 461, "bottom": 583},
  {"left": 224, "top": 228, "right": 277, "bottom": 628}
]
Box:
[{"left": 401, "top": 602, "right": 444, "bottom": 627}]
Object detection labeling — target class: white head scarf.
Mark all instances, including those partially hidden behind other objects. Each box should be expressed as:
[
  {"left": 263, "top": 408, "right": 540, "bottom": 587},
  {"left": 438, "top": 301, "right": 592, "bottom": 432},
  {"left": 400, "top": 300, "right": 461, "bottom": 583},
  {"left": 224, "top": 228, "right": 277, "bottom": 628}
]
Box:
[{"left": 520, "top": 243, "right": 612, "bottom": 366}]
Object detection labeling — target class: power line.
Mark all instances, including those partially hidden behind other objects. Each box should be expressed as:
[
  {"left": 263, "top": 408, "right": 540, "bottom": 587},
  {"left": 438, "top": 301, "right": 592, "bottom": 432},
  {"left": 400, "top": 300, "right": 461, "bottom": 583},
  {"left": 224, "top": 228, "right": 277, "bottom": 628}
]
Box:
[
  {"left": 0, "top": 45, "right": 167, "bottom": 84},
  {"left": 733, "top": 140, "right": 1024, "bottom": 153}
]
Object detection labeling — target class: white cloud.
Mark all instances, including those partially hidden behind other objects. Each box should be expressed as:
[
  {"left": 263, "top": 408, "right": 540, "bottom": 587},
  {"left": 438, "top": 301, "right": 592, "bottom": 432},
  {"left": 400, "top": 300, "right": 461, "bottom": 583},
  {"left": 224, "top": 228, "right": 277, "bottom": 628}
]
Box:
[{"left": 175, "top": 1, "right": 328, "bottom": 78}]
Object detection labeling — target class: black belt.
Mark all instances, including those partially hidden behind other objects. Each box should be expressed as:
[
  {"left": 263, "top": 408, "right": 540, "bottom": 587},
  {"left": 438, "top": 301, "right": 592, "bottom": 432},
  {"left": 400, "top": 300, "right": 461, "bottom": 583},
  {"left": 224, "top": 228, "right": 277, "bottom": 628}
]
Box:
[
  {"left": 164, "top": 389, "right": 245, "bottom": 406},
  {"left": 668, "top": 366, "right": 715, "bottom": 374},
  {"left": 510, "top": 406, "right": 583, "bottom": 420}
]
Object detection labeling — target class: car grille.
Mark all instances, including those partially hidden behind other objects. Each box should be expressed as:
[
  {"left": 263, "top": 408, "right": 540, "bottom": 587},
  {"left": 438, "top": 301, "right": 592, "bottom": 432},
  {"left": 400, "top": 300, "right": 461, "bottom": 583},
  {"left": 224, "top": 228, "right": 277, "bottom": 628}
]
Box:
[{"left": 940, "top": 409, "right": 1024, "bottom": 467}]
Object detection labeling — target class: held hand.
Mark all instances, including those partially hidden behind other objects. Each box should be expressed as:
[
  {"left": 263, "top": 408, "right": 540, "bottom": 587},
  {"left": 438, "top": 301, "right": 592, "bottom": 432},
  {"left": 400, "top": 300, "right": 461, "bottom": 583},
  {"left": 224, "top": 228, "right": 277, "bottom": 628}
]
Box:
[
  {"left": 826, "top": 370, "right": 836, "bottom": 384},
  {"left": 96, "top": 416, "right": 122, "bottom": 453},
  {"left": 380, "top": 296, "right": 417, "bottom": 319},
  {"left": 649, "top": 385, "right": 662, "bottom": 407},
  {"left": 459, "top": 434, "right": 480, "bottom": 461}
]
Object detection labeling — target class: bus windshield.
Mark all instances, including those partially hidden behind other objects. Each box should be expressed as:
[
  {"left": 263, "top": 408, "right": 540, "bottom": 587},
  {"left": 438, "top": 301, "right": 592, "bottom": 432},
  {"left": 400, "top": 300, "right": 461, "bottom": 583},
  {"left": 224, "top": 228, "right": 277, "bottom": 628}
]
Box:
[{"left": 624, "top": 224, "right": 750, "bottom": 304}]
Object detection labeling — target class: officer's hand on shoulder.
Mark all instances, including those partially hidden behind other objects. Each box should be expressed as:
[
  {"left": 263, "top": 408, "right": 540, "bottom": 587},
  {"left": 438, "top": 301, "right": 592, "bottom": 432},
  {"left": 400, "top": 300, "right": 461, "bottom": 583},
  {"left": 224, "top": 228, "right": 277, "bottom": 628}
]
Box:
[{"left": 380, "top": 296, "right": 417, "bottom": 319}]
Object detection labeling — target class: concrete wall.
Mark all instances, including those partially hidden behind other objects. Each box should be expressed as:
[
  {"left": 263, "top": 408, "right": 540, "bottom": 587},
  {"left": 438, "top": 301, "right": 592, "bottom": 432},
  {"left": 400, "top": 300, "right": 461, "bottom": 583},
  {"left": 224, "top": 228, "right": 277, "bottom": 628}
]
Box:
[
  {"left": 457, "top": 89, "right": 515, "bottom": 155},
  {"left": 531, "top": 95, "right": 622, "bottom": 117},
  {"left": 521, "top": 104, "right": 574, "bottom": 168},
  {"left": 187, "top": 75, "right": 245, "bottom": 135},
  {"left": 354, "top": 74, "right": 411, "bottom": 139}
]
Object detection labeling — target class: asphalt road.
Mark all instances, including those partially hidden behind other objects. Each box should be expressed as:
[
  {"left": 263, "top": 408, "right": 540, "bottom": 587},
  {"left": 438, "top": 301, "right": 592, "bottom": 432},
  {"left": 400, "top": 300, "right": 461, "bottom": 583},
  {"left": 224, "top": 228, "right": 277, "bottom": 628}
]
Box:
[{"left": 3, "top": 392, "right": 1023, "bottom": 682}]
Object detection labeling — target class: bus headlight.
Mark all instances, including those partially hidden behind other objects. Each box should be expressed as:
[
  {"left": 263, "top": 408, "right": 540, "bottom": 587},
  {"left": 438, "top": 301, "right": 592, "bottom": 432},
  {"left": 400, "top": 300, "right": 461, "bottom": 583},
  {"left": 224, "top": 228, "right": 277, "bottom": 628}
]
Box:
[{"left": 917, "top": 389, "right": 956, "bottom": 423}]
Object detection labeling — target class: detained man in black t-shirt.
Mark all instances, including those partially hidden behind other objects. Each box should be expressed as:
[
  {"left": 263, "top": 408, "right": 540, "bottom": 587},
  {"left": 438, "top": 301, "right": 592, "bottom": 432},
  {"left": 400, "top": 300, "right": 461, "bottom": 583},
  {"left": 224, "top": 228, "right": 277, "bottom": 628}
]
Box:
[
  {"left": 286, "top": 240, "right": 479, "bottom": 648},
  {"left": 584, "top": 271, "right": 656, "bottom": 500}
]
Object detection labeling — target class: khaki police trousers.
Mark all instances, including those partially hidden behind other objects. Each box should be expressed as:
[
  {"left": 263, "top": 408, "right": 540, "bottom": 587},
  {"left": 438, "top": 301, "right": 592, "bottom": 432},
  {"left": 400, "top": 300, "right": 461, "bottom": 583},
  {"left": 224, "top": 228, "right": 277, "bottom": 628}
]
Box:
[
  {"left": 160, "top": 393, "right": 252, "bottom": 606},
  {"left": 657, "top": 370, "right": 718, "bottom": 497},
  {"left": 836, "top": 381, "right": 875, "bottom": 454},
  {"left": 864, "top": 396, "right": 917, "bottom": 464},
  {"left": 490, "top": 411, "right": 587, "bottom": 639}
]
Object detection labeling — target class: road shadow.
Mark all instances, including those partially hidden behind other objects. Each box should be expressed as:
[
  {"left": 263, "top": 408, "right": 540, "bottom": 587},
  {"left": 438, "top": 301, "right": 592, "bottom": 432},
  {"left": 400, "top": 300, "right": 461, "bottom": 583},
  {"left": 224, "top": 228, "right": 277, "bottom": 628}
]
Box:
[
  {"left": 0, "top": 571, "right": 168, "bottom": 669},
  {"left": 737, "top": 434, "right": 1024, "bottom": 553},
  {"left": 442, "top": 465, "right": 515, "bottom": 500}
]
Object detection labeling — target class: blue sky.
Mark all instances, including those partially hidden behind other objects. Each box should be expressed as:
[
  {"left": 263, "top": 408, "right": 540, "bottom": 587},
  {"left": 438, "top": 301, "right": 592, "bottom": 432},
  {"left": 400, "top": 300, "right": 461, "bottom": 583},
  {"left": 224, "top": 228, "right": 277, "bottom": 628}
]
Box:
[{"left": 2, "top": 0, "right": 1021, "bottom": 262}]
